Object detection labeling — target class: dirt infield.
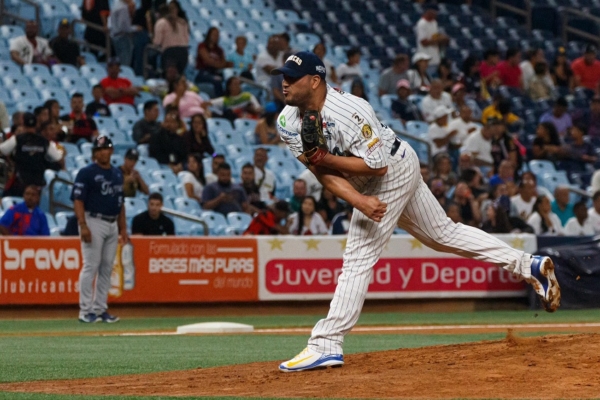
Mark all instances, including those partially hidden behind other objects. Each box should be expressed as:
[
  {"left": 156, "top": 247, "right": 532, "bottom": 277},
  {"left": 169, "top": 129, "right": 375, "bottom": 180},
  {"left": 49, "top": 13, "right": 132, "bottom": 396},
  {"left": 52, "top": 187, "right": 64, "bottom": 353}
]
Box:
[{"left": 2, "top": 333, "right": 600, "bottom": 399}]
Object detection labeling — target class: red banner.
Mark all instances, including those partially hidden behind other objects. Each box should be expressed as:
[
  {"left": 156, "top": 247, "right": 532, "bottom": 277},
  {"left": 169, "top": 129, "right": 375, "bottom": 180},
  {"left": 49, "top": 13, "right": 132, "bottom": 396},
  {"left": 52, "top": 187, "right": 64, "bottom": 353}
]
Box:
[
  {"left": 265, "top": 258, "right": 525, "bottom": 295},
  {"left": 0, "top": 237, "right": 259, "bottom": 305}
]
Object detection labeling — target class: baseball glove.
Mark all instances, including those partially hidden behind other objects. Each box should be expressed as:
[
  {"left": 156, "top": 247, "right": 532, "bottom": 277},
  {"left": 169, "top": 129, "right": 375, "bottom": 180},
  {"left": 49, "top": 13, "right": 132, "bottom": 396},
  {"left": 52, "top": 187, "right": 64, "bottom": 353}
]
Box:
[{"left": 301, "top": 110, "right": 328, "bottom": 165}]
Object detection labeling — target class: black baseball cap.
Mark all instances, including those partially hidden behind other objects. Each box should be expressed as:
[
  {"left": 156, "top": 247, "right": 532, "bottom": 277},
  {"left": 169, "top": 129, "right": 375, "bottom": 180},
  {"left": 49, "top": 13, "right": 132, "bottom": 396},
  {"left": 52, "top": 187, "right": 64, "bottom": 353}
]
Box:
[
  {"left": 23, "top": 112, "right": 37, "bottom": 128},
  {"left": 107, "top": 57, "right": 121, "bottom": 66},
  {"left": 92, "top": 135, "right": 114, "bottom": 150},
  {"left": 273, "top": 200, "right": 291, "bottom": 214},
  {"left": 585, "top": 44, "right": 598, "bottom": 54},
  {"left": 125, "top": 148, "right": 139, "bottom": 160},
  {"left": 270, "top": 51, "right": 326, "bottom": 79},
  {"left": 58, "top": 18, "right": 70, "bottom": 28}
]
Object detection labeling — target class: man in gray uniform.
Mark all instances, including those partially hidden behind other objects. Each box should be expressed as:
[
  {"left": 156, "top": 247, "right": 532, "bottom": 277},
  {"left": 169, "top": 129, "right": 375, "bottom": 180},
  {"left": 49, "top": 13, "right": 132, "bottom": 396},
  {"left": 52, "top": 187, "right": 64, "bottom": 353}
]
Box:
[{"left": 72, "top": 136, "right": 127, "bottom": 323}]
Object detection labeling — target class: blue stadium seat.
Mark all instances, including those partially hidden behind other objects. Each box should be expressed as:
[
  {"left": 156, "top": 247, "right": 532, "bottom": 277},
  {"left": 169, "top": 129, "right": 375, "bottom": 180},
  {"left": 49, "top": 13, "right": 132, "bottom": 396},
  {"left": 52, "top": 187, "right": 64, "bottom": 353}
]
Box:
[
  {"left": 31, "top": 75, "right": 61, "bottom": 89},
  {"left": 0, "top": 60, "right": 22, "bottom": 76},
  {"left": 151, "top": 170, "right": 179, "bottom": 186},
  {"left": 117, "top": 116, "right": 136, "bottom": 134},
  {"left": 60, "top": 76, "right": 91, "bottom": 93},
  {"left": 3, "top": 75, "right": 31, "bottom": 88},
  {"left": 40, "top": 88, "right": 70, "bottom": 105},
  {"left": 75, "top": 155, "right": 92, "bottom": 169},
  {"left": 200, "top": 210, "right": 229, "bottom": 235},
  {"left": 124, "top": 197, "right": 146, "bottom": 217},
  {"left": 207, "top": 117, "right": 234, "bottom": 134},
  {"left": 223, "top": 7, "right": 249, "bottom": 20},
  {"left": 54, "top": 211, "right": 74, "bottom": 230},
  {"left": 149, "top": 182, "right": 178, "bottom": 199},
  {"left": 529, "top": 160, "right": 557, "bottom": 176},
  {"left": 1, "top": 196, "right": 23, "bottom": 210},
  {"left": 234, "top": 118, "right": 258, "bottom": 133},
  {"left": 275, "top": 9, "right": 302, "bottom": 24},
  {"left": 380, "top": 94, "right": 397, "bottom": 110},
  {"left": 405, "top": 121, "right": 429, "bottom": 137},
  {"left": 108, "top": 103, "right": 138, "bottom": 119},
  {"left": 0, "top": 25, "right": 25, "bottom": 40},
  {"left": 227, "top": 212, "right": 252, "bottom": 234},
  {"left": 137, "top": 156, "right": 161, "bottom": 171},
  {"left": 94, "top": 116, "right": 118, "bottom": 131},
  {"left": 541, "top": 171, "right": 570, "bottom": 193},
  {"left": 16, "top": 99, "right": 40, "bottom": 113},
  {"left": 174, "top": 197, "right": 203, "bottom": 216},
  {"left": 80, "top": 64, "right": 106, "bottom": 84},
  {"left": 51, "top": 63, "right": 79, "bottom": 78}
]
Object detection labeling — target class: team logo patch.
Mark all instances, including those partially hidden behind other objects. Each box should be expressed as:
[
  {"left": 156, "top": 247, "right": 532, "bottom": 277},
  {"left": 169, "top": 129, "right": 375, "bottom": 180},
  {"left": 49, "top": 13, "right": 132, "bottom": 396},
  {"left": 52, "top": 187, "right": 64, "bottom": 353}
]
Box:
[
  {"left": 316, "top": 65, "right": 326, "bottom": 73},
  {"left": 279, "top": 115, "right": 286, "bottom": 127},
  {"left": 361, "top": 124, "right": 373, "bottom": 139},
  {"left": 367, "top": 137, "right": 379, "bottom": 149}
]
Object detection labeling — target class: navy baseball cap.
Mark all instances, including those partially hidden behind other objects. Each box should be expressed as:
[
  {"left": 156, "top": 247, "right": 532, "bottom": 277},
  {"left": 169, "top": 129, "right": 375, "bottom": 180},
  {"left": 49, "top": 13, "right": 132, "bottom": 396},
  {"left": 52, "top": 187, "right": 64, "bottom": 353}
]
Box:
[
  {"left": 270, "top": 51, "right": 326, "bottom": 79},
  {"left": 23, "top": 112, "right": 37, "bottom": 128}
]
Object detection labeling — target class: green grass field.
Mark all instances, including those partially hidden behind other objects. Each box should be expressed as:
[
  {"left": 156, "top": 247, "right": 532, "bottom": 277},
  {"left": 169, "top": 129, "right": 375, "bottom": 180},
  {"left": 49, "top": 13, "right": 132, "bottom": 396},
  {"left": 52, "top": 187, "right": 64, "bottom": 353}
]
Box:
[{"left": 1, "top": 309, "right": 599, "bottom": 399}]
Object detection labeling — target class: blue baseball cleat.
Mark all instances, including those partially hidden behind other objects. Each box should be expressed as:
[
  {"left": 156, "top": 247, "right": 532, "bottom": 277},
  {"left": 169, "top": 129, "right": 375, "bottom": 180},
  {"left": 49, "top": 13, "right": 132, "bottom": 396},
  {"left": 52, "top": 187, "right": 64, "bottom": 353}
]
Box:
[
  {"left": 78, "top": 313, "right": 99, "bottom": 323},
  {"left": 527, "top": 255, "right": 561, "bottom": 312},
  {"left": 98, "top": 311, "right": 120, "bottom": 323},
  {"left": 279, "top": 347, "right": 344, "bottom": 372}
]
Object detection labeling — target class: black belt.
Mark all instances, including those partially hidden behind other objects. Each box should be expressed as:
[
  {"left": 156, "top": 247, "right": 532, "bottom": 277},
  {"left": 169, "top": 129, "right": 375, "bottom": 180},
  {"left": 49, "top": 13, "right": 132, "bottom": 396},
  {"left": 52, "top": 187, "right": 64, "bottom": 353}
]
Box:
[
  {"left": 390, "top": 137, "right": 402, "bottom": 156},
  {"left": 88, "top": 213, "right": 118, "bottom": 223}
]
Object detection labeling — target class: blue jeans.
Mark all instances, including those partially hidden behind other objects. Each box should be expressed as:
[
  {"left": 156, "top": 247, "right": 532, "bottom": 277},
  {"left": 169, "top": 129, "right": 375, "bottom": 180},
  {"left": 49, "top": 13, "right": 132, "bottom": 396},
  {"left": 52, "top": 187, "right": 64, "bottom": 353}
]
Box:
[{"left": 113, "top": 34, "right": 133, "bottom": 67}]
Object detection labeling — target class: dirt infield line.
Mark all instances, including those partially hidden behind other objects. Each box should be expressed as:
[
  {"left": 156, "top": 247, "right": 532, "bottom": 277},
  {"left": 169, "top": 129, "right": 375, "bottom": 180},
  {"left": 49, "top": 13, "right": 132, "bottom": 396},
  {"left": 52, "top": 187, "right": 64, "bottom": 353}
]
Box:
[{"left": 113, "top": 322, "right": 600, "bottom": 336}]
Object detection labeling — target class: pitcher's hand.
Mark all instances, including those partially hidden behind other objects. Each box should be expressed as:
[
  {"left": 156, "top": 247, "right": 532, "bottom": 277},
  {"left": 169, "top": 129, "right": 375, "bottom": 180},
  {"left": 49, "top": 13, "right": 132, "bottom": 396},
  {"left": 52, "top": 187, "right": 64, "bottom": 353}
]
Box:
[{"left": 357, "top": 195, "right": 387, "bottom": 222}]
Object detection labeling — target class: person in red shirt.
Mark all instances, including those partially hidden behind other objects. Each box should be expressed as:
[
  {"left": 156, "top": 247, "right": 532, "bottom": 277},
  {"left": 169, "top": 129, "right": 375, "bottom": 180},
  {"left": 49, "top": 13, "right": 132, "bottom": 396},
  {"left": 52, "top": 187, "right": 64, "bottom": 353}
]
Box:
[
  {"left": 100, "top": 57, "right": 140, "bottom": 105},
  {"left": 59, "top": 93, "right": 99, "bottom": 143},
  {"left": 244, "top": 200, "right": 290, "bottom": 235},
  {"left": 497, "top": 48, "right": 523, "bottom": 90},
  {"left": 571, "top": 44, "right": 600, "bottom": 91},
  {"left": 479, "top": 49, "right": 501, "bottom": 89}
]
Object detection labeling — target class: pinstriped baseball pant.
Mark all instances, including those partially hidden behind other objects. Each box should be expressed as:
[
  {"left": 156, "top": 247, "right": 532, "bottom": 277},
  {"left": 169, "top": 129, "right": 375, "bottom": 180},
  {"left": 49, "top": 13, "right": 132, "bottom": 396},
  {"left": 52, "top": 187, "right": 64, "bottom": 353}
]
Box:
[
  {"left": 308, "top": 142, "right": 531, "bottom": 355},
  {"left": 79, "top": 215, "right": 119, "bottom": 317}
]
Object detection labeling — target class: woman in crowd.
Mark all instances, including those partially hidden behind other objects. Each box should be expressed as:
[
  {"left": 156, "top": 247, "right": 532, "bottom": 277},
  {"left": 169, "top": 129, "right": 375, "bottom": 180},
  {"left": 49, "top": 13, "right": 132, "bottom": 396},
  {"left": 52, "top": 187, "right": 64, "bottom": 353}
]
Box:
[
  {"left": 534, "top": 121, "right": 565, "bottom": 161},
  {"left": 406, "top": 52, "right": 432, "bottom": 93},
  {"left": 350, "top": 78, "right": 369, "bottom": 101},
  {"left": 195, "top": 27, "right": 233, "bottom": 97},
  {"left": 437, "top": 58, "right": 455, "bottom": 92},
  {"left": 81, "top": 0, "right": 110, "bottom": 60},
  {"left": 131, "top": 0, "right": 153, "bottom": 76},
  {"left": 254, "top": 103, "right": 281, "bottom": 146},
  {"left": 481, "top": 203, "right": 513, "bottom": 234},
  {"left": 178, "top": 152, "right": 206, "bottom": 204},
  {"left": 316, "top": 188, "right": 345, "bottom": 228},
  {"left": 287, "top": 196, "right": 328, "bottom": 235},
  {"left": 432, "top": 153, "right": 457, "bottom": 187},
  {"left": 182, "top": 113, "right": 215, "bottom": 157},
  {"left": 208, "top": 76, "right": 262, "bottom": 121},
  {"left": 153, "top": 0, "right": 190, "bottom": 76},
  {"left": 527, "top": 195, "right": 564, "bottom": 236},
  {"left": 550, "top": 47, "right": 574, "bottom": 94},
  {"left": 163, "top": 75, "right": 210, "bottom": 119},
  {"left": 459, "top": 54, "right": 483, "bottom": 98}
]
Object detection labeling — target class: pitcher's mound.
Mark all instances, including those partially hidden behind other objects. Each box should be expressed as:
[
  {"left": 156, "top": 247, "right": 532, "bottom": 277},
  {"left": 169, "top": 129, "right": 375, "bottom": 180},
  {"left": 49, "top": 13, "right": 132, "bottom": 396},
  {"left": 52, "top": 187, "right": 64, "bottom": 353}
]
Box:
[{"left": 2, "top": 333, "right": 600, "bottom": 399}]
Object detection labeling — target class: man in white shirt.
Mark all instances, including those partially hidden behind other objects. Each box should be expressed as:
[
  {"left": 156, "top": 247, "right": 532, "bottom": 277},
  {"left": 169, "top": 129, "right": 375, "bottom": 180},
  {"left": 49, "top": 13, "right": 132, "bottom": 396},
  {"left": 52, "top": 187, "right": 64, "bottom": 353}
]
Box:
[
  {"left": 253, "top": 147, "right": 277, "bottom": 203},
  {"left": 460, "top": 118, "right": 501, "bottom": 167},
  {"left": 510, "top": 173, "right": 538, "bottom": 220},
  {"left": 520, "top": 48, "right": 554, "bottom": 90},
  {"left": 298, "top": 168, "right": 322, "bottom": 201},
  {"left": 414, "top": 3, "right": 449, "bottom": 68},
  {"left": 420, "top": 79, "right": 453, "bottom": 122},
  {"left": 9, "top": 20, "right": 54, "bottom": 66},
  {"left": 254, "top": 35, "right": 283, "bottom": 87},
  {"left": 564, "top": 201, "right": 595, "bottom": 236},
  {"left": 447, "top": 105, "right": 479, "bottom": 149},
  {"left": 587, "top": 190, "right": 600, "bottom": 234},
  {"left": 428, "top": 105, "right": 456, "bottom": 157},
  {"left": 336, "top": 47, "right": 363, "bottom": 85}
]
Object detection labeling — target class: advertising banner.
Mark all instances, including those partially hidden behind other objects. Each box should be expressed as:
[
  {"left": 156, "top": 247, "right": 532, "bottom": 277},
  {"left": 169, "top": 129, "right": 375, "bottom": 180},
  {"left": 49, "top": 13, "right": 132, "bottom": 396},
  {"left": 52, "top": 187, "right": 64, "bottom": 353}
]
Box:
[
  {"left": 258, "top": 235, "right": 536, "bottom": 300},
  {"left": 0, "top": 237, "right": 259, "bottom": 305}
]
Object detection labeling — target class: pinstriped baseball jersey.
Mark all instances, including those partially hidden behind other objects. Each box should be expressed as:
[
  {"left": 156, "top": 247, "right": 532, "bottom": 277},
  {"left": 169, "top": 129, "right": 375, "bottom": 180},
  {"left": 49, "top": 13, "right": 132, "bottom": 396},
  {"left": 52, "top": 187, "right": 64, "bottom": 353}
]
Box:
[{"left": 277, "top": 86, "right": 396, "bottom": 187}]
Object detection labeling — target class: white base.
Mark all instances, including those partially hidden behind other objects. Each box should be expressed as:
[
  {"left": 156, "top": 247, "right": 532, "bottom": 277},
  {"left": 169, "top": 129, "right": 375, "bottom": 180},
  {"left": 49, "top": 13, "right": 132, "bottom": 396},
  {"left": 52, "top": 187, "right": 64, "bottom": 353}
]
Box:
[{"left": 176, "top": 322, "right": 254, "bottom": 334}]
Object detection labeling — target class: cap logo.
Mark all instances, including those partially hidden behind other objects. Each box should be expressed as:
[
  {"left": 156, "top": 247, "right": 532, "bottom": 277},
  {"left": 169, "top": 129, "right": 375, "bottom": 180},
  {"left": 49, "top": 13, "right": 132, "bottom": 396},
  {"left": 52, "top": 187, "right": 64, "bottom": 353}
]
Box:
[
  {"left": 316, "top": 65, "right": 326, "bottom": 73},
  {"left": 286, "top": 55, "right": 303, "bottom": 65}
]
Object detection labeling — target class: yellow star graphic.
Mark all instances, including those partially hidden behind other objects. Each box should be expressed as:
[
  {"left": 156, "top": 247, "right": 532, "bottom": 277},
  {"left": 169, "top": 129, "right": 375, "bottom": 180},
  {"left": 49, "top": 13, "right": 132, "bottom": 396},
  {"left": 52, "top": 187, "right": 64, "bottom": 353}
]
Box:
[
  {"left": 304, "top": 239, "right": 320, "bottom": 250},
  {"left": 409, "top": 238, "right": 423, "bottom": 249},
  {"left": 510, "top": 237, "right": 525, "bottom": 250},
  {"left": 267, "top": 238, "right": 284, "bottom": 251},
  {"left": 339, "top": 239, "right": 347, "bottom": 251}
]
